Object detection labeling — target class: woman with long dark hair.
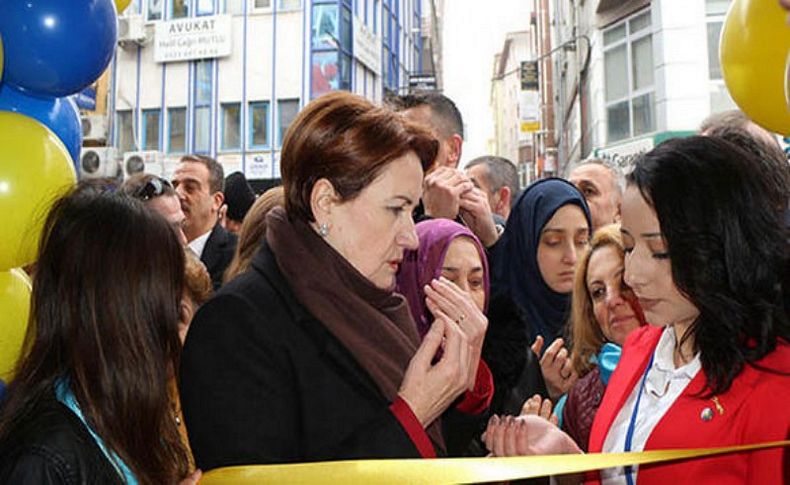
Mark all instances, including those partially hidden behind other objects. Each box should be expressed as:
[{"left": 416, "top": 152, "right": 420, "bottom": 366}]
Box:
[
  {"left": 485, "top": 136, "right": 790, "bottom": 484},
  {"left": 0, "top": 189, "right": 195, "bottom": 484}
]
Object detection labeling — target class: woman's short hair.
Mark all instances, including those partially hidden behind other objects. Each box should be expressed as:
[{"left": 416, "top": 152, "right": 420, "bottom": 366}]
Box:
[
  {"left": 569, "top": 224, "right": 624, "bottom": 376},
  {"left": 224, "top": 185, "right": 285, "bottom": 283},
  {"left": 0, "top": 189, "right": 189, "bottom": 483},
  {"left": 628, "top": 136, "right": 789, "bottom": 396},
  {"left": 281, "top": 91, "right": 439, "bottom": 222}
]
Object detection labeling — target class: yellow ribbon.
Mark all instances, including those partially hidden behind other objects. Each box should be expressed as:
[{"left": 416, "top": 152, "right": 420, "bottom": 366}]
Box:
[{"left": 201, "top": 440, "right": 789, "bottom": 484}]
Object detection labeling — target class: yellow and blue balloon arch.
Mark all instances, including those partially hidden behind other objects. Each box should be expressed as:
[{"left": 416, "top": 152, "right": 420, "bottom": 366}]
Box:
[{"left": 0, "top": 0, "right": 121, "bottom": 388}]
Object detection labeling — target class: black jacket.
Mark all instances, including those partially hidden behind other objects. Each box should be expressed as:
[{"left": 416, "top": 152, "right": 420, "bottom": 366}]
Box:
[
  {"left": 0, "top": 396, "right": 122, "bottom": 485},
  {"left": 200, "top": 223, "right": 238, "bottom": 290},
  {"left": 180, "top": 241, "right": 482, "bottom": 471}
]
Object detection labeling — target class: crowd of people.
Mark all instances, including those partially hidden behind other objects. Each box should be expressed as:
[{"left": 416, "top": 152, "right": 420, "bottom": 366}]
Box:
[{"left": 0, "top": 89, "right": 787, "bottom": 484}]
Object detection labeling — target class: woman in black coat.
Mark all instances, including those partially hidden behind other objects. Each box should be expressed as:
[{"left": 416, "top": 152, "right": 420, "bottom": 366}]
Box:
[{"left": 179, "top": 92, "right": 493, "bottom": 471}]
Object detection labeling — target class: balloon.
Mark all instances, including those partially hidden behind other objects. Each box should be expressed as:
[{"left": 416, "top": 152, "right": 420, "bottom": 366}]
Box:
[
  {"left": 0, "top": 111, "right": 76, "bottom": 271},
  {"left": 0, "top": 84, "right": 82, "bottom": 168},
  {"left": 0, "top": 268, "right": 32, "bottom": 382},
  {"left": 0, "top": 0, "right": 118, "bottom": 97},
  {"left": 115, "top": 0, "right": 133, "bottom": 14},
  {"left": 720, "top": 0, "right": 790, "bottom": 136}
]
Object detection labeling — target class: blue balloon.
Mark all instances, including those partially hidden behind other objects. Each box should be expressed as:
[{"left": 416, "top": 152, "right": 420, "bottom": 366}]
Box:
[
  {"left": 0, "top": 0, "right": 118, "bottom": 97},
  {"left": 0, "top": 84, "right": 82, "bottom": 167}
]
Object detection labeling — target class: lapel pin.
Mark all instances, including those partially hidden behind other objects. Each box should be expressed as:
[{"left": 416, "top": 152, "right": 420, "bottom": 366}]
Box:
[{"left": 701, "top": 407, "right": 714, "bottom": 422}]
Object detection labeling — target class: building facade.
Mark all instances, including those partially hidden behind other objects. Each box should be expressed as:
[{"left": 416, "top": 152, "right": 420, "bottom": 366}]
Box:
[
  {"left": 534, "top": 0, "right": 738, "bottom": 176},
  {"left": 90, "top": 0, "right": 424, "bottom": 182},
  {"left": 489, "top": 31, "right": 537, "bottom": 186}
]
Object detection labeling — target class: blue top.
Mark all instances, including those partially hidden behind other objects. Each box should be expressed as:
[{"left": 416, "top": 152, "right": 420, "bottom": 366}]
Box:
[{"left": 492, "top": 178, "right": 591, "bottom": 342}]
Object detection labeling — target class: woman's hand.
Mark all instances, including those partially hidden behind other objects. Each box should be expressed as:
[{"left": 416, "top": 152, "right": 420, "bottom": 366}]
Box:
[
  {"left": 398, "top": 317, "right": 471, "bottom": 427},
  {"left": 483, "top": 414, "right": 581, "bottom": 457},
  {"left": 520, "top": 394, "right": 559, "bottom": 426},
  {"left": 425, "top": 277, "right": 488, "bottom": 390},
  {"left": 531, "top": 336, "right": 578, "bottom": 401}
]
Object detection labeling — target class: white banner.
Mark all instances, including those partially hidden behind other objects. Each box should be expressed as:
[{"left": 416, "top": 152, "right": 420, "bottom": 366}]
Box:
[
  {"left": 353, "top": 17, "right": 381, "bottom": 75},
  {"left": 155, "top": 15, "right": 232, "bottom": 63}
]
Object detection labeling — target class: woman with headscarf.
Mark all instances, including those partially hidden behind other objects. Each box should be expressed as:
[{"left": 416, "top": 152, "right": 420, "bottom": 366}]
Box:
[
  {"left": 489, "top": 178, "right": 592, "bottom": 400},
  {"left": 398, "top": 219, "right": 546, "bottom": 435}
]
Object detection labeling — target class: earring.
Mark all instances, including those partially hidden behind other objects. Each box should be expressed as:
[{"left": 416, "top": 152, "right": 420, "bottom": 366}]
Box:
[{"left": 318, "top": 223, "right": 329, "bottom": 237}]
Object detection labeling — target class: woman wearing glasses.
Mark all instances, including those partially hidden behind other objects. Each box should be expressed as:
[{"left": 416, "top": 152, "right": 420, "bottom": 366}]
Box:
[{"left": 122, "top": 173, "right": 188, "bottom": 246}]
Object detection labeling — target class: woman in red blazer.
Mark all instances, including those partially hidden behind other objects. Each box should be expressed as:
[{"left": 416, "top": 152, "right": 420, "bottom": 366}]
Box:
[{"left": 485, "top": 136, "right": 789, "bottom": 484}]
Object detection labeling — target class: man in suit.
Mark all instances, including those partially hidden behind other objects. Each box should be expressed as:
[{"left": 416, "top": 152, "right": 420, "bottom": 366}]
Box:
[{"left": 172, "top": 155, "right": 237, "bottom": 290}]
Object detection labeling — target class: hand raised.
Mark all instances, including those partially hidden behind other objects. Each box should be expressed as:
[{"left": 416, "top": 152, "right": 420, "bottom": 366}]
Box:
[
  {"left": 520, "top": 394, "right": 559, "bottom": 426},
  {"left": 425, "top": 277, "right": 488, "bottom": 390},
  {"left": 423, "top": 167, "right": 474, "bottom": 220},
  {"left": 459, "top": 187, "right": 499, "bottom": 247},
  {"left": 398, "top": 318, "right": 471, "bottom": 427},
  {"left": 536, "top": 337, "right": 579, "bottom": 401}
]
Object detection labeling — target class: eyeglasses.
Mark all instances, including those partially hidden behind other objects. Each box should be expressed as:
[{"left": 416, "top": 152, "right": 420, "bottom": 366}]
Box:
[{"left": 133, "top": 177, "right": 173, "bottom": 201}]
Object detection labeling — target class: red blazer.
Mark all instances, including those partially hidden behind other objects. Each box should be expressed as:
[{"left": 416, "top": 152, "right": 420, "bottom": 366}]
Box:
[{"left": 587, "top": 326, "right": 790, "bottom": 484}]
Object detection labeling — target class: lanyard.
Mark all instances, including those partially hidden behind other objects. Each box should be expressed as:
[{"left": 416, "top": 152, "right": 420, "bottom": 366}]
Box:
[
  {"left": 55, "top": 379, "right": 139, "bottom": 485},
  {"left": 623, "top": 353, "right": 655, "bottom": 485}
]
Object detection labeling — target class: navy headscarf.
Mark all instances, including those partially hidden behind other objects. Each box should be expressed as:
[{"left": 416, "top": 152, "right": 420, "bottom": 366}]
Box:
[{"left": 491, "top": 178, "right": 591, "bottom": 343}]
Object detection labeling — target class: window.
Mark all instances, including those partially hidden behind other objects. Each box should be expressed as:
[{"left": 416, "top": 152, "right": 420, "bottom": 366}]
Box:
[
  {"left": 705, "top": 0, "right": 736, "bottom": 112},
  {"left": 147, "top": 0, "right": 163, "bottom": 21},
  {"left": 312, "top": 4, "right": 339, "bottom": 49},
  {"left": 249, "top": 101, "right": 270, "bottom": 148},
  {"left": 170, "top": 0, "right": 188, "bottom": 18},
  {"left": 224, "top": 0, "right": 244, "bottom": 14},
  {"left": 254, "top": 0, "right": 271, "bottom": 9},
  {"left": 196, "top": 0, "right": 214, "bottom": 15},
  {"left": 194, "top": 60, "right": 213, "bottom": 153},
  {"left": 277, "top": 99, "right": 300, "bottom": 147},
  {"left": 193, "top": 107, "right": 210, "bottom": 153},
  {"left": 142, "top": 109, "right": 161, "bottom": 151},
  {"left": 168, "top": 107, "right": 187, "bottom": 153},
  {"left": 603, "top": 9, "right": 655, "bottom": 143},
  {"left": 278, "top": 0, "right": 301, "bottom": 10},
  {"left": 221, "top": 103, "right": 241, "bottom": 151},
  {"left": 117, "top": 110, "right": 135, "bottom": 154}
]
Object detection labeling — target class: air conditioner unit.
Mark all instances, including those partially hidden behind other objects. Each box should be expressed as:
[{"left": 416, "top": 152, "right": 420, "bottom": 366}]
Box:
[
  {"left": 80, "top": 147, "right": 121, "bottom": 180},
  {"left": 118, "top": 13, "right": 147, "bottom": 47},
  {"left": 123, "top": 150, "right": 164, "bottom": 179},
  {"left": 81, "top": 114, "right": 108, "bottom": 144}
]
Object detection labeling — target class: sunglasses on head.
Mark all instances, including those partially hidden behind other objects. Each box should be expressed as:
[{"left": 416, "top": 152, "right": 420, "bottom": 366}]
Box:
[{"left": 133, "top": 177, "right": 173, "bottom": 201}]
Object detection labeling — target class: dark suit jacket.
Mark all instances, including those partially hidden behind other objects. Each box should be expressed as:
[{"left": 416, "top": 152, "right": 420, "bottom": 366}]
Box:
[
  {"left": 179, "top": 241, "right": 432, "bottom": 471},
  {"left": 200, "top": 223, "right": 237, "bottom": 290},
  {"left": 0, "top": 397, "right": 122, "bottom": 484}
]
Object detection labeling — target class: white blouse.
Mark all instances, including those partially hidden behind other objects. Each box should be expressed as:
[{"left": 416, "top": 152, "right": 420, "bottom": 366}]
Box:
[{"left": 600, "top": 326, "right": 701, "bottom": 484}]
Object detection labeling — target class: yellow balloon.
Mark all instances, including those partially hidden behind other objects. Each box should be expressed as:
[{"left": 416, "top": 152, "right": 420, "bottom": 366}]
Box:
[
  {"left": 0, "top": 268, "right": 32, "bottom": 382},
  {"left": 115, "top": 0, "right": 132, "bottom": 14},
  {"left": 0, "top": 111, "right": 76, "bottom": 271},
  {"left": 720, "top": 0, "right": 790, "bottom": 136}
]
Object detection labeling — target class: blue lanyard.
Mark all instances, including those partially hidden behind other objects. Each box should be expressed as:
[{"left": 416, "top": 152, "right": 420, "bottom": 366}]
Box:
[
  {"left": 55, "top": 379, "right": 139, "bottom": 485},
  {"left": 623, "top": 353, "right": 655, "bottom": 485}
]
